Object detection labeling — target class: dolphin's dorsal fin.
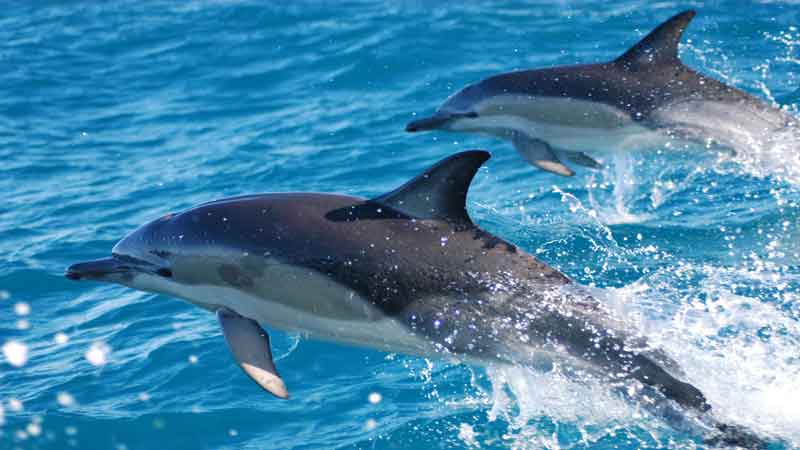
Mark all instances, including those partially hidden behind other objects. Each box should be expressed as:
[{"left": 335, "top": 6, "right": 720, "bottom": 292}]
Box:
[
  {"left": 372, "top": 150, "right": 490, "bottom": 226},
  {"left": 614, "top": 10, "right": 696, "bottom": 70}
]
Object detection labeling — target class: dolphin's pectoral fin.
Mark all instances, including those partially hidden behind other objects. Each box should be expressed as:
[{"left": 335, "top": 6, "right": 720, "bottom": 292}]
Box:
[
  {"left": 558, "top": 150, "right": 603, "bottom": 170},
  {"left": 511, "top": 135, "right": 574, "bottom": 177},
  {"left": 217, "top": 308, "right": 289, "bottom": 399}
]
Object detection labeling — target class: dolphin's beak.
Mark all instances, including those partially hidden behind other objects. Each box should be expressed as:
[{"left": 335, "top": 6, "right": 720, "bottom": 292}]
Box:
[
  {"left": 406, "top": 114, "right": 453, "bottom": 132},
  {"left": 66, "top": 257, "right": 130, "bottom": 281},
  {"left": 406, "top": 111, "right": 478, "bottom": 132}
]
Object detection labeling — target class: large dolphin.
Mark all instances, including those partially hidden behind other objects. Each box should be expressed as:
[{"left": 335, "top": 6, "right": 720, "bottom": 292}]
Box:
[
  {"left": 67, "top": 151, "right": 765, "bottom": 447},
  {"left": 406, "top": 10, "right": 794, "bottom": 176}
]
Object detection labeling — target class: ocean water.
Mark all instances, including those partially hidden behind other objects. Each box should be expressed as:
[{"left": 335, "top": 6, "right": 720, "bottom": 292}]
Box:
[{"left": 2, "top": 1, "right": 800, "bottom": 449}]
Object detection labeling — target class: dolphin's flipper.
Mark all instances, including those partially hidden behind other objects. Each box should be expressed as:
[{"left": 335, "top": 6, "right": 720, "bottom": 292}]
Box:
[
  {"left": 558, "top": 150, "right": 603, "bottom": 170},
  {"left": 614, "top": 10, "right": 696, "bottom": 70},
  {"left": 217, "top": 308, "right": 289, "bottom": 399},
  {"left": 511, "top": 134, "right": 575, "bottom": 176}
]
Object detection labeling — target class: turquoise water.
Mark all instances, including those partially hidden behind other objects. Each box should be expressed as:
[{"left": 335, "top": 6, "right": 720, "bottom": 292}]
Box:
[{"left": 2, "top": 1, "right": 800, "bottom": 449}]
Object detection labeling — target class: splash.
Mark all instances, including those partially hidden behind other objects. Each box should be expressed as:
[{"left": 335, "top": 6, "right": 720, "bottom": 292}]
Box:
[
  {"left": 605, "top": 263, "right": 800, "bottom": 444},
  {"left": 587, "top": 152, "right": 655, "bottom": 225},
  {"left": 465, "top": 263, "right": 800, "bottom": 449}
]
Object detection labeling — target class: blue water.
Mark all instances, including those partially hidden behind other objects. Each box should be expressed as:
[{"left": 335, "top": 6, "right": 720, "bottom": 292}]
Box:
[{"left": 2, "top": 1, "right": 800, "bottom": 449}]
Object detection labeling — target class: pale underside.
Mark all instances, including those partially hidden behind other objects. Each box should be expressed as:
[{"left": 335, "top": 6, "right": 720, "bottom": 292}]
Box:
[
  {"left": 447, "top": 94, "right": 786, "bottom": 156},
  {"left": 128, "top": 256, "right": 587, "bottom": 371},
  {"left": 129, "top": 258, "right": 437, "bottom": 356},
  {"left": 448, "top": 95, "right": 670, "bottom": 153}
]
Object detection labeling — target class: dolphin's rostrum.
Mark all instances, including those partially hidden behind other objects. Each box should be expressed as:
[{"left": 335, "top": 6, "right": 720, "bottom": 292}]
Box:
[
  {"left": 407, "top": 10, "right": 794, "bottom": 176},
  {"left": 67, "top": 151, "right": 766, "bottom": 447}
]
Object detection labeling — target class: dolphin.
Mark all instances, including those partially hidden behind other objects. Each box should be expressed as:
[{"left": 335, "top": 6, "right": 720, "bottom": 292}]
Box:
[
  {"left": 66, "top": 151, "right": 766, "bottom": 447},
  {"left": 406, "top": 10, "right": 794, "bottom": 176}
]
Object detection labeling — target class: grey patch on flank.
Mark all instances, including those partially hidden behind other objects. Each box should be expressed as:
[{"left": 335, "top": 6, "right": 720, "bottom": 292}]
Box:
[{"left": 219, "top": 264, "right": 254, "bottom": 288}]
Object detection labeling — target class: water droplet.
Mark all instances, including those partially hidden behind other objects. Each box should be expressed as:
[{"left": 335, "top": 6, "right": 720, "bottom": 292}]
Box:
[
  {"left": 26, "top": 422, "right": 42, "bottom": 436},
  {"left": 57, "top": 392, "right": 75, "bottom": 407},
  {"left": 3, "top": 340, "right": 28, "bottom": 367},
  {"left": 368, "top": 392, "right": 382, "bottom": 404},
  {"left": 364, "top": 418, "right": 377, "bottom": 431},
  {"left": 16, "top": 319, "right": 30, "bottom": 330},
  {"left": 188, "top": 355, "right": 198, "bottom": 364},
  {"left": 13, "top": 302, "right": 30, "bottom": 316},
  {"left": 8, "top": 398, "right": 23, "bottom": 412},
  {"left": 458, "top": 423, "right": 479, "bottom": 446},
  {"left": 0, "top": 290, "right": 10, "bottom": 301},
  {"left": 228, "top": 429, "right": 238, "bottom": 437},
  {"left": 54, "top": 332, "right": 69, "bottom": 345},
  {"left": 85, "top": 342, "right": 110, "bottom": 366},
  {"left": 65, "top": 426, "right": 78, "bottom": 436},
  {"left": 138, "top": 392, "right": 151, "bottom": 402}
]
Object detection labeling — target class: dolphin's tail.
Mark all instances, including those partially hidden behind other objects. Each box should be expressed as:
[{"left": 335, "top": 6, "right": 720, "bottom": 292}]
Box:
[
  {"left": 508, "top": 291, "right": 773, "bottom": 448},
  {"left": 629, "top": 355, "right": 771, "bottom": 448},
  {"left": 621, "top": 355, "right": 772, "bottom": 449},
  {"left": 628, "top": 353, "right": 711, "bottom": 412},
  {"left": 704, "top": 420, "right": 770, "bottom": 450}
]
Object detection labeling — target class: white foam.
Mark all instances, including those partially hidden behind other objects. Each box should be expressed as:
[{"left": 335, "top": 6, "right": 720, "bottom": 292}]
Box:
[{"left": 446, "top": 261, "right": 800, "bottom": 448}]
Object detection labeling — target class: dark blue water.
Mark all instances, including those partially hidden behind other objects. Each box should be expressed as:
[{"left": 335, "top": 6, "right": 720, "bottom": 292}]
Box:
[{"left": 2, "top": 2, "right": 799, "bottom": 449}]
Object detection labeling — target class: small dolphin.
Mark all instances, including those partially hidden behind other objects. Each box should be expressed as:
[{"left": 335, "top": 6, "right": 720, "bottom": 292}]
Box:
[
  {"left": 67, "top": 151, "right": 765, "bottom": 447},
  {"left": 406, "top": 10, "right": 793, "bottom": 176}
]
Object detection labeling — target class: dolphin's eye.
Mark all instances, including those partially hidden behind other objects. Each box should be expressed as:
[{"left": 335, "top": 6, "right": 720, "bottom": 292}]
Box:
[
  {"left": 151, "top": 250, "right": 171, "bottom": 258},
  {"left": 156, "top": 268, "right": 173, "bottom": 278}
]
